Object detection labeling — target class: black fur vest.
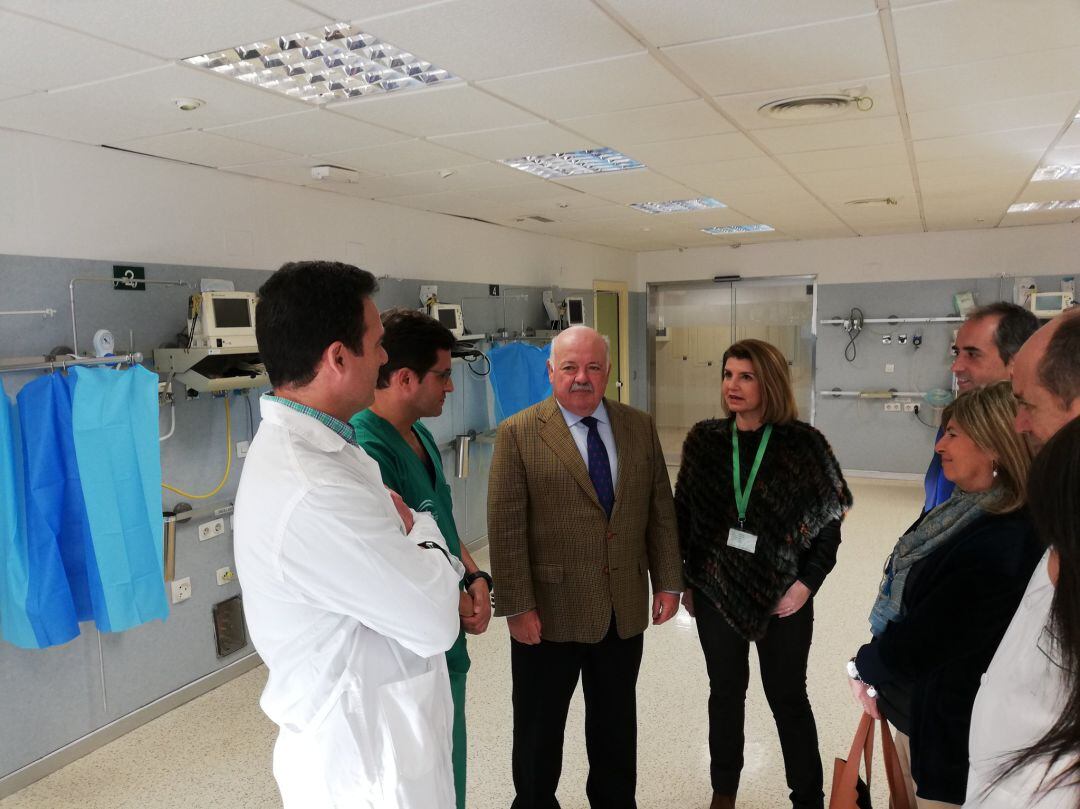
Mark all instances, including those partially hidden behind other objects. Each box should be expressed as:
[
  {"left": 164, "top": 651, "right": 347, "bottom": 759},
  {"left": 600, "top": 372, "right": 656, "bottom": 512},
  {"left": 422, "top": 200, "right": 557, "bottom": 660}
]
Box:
[{"left": 675, "top": 418, "right": 852, "bottom": 640}]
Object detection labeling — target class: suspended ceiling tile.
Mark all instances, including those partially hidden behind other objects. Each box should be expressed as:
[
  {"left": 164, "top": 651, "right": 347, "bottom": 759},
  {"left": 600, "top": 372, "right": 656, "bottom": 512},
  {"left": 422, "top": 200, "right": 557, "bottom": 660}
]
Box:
[
  {"left": 915, "top": 151, "right": 1042, "bottom": 180},
  {"left": 918, "top": 173, "right": 1026, "bottom": 198},
  {"left": 552, "top": 169, "right": 699, "bottom": 204},
  {"left": 560, "top": 100, "right": 735, "bottom": 147},
  {"left": 796, "top": 165, "right": 916, "bottom": 203},
  {"left": 1055, "top": 121, "right": 1080, "bottom": 149},
  {"left": 603, "top": 0, "right": 876, "bottom": 47},
  {"left": 0, "top": 11, "right": 164, "bottom": 91},
  {"left": 662, "top": 14, "right": 888, "bottom": 96},
  {"left": 632, "top": 208, "right": 757, "bottom": 230},
  {"left": 852, "top": 220, "right": 925, "bottom": 236},
  {"left": 542, "top": 202, "right": 652, "bottom": 222},
  {"left": 912, "top": 125, "right": 1061, "bottom": 162},
  {"left": 714, "top": 75, "right": 896, "bottom": 131},
  {"left": 661, "top": 157, "right": 788, "bottom": 188},
  {"left": 303, "top": 0, "right": 440, "bottom": 20},
  {"left": 0, "top": 0, "right": 333, "bottom": 60},
  {"left": 780, "top": 224, "right": 855, "bottom": 239},
  {"left": 208, "top": 109, "right": 410, "bottom": 155},
  {"left": 0, "top": 64, "right": 306, "bottom": 144},
  {"left": 467, "top": 180, "right": 593, "bottom": 206},
  {"left": 331, "top": 83, "right": 540, "bottom": 137},
  {"left": 375, "top": 162, "right": 540, "bottom": 197},
  {"left": 908, "top": 92, "right": 1079, "bottom": 141},
  {"left": 430, "top": 122, "right": 596, "bottom": 162},
  {"left": 312, "top": 138, "right": 476, "bottom": 175},
  {"left": 1043, "top": 145, "right": 1080, "bottom": 166},
  {"left": 754, "top": 115, "right": 903, "bottom": 154},
  {"left": 359, "top": 0, "right": 641, "bottom": 82},
  {"left": 0, "top": 82, "right": 30, "bottom": 101},
  {"left": 999, "top": 209, "right": 1080, "bottom": 227},
  {"left": 901, "top": 46, "right": 1080, "bottom": 113},
  {"left": 892, "top": 0, "right": 1080, "bottom": 73},
  {"left": 775, "top": 142, "right": 910, "bottom": 173},
  {"left": 112, "top": 129, "right": 296, "bottom": 167},
  {"left": 222, "top": 157, "right": 343, "bottom": 186},
  {"left": 478, "top": 54, "right": 697, "bottom": 122},
  {"left": 616, "top": 131, "right": 765, "bottom": 169}
]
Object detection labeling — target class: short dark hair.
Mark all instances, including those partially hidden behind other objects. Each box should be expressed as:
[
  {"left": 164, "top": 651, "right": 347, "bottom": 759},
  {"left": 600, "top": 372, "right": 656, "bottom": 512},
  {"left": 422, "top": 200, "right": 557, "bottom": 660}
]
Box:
[
  {"left": 376, "top": 307, "right": 455, "bottom": 389},
  {"left": 1039, "top": 312, "right": 1080, "bottom": 407},
  {"left": 968, "top": 302, "right": 1039, "bottom": 365},
  {"left": 255, "top": 261, "right": 378, "bottom": 388}
]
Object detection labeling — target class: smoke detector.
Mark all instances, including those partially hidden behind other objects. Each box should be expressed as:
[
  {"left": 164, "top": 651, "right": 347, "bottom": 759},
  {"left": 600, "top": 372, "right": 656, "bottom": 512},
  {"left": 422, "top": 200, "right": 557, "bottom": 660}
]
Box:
[{"left": 758, "top": 92, "right": 872, "bottom": 121}]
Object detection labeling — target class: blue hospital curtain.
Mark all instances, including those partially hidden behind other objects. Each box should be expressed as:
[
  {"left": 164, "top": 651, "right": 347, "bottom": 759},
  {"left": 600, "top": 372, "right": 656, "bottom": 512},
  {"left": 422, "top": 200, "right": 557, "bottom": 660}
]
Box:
[
  {"left": 4, "top": 382, "right": 81, "bottom": 648},
  {"left": 488, "top": 341, "right": 553, "bottom": 423},
  {"left": 70, "top": 366, "right": 168, "bottom": 632}
]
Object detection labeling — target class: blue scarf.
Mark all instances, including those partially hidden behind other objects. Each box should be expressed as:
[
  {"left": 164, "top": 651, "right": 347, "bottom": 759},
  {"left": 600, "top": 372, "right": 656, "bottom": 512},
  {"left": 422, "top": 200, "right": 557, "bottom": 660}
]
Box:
[{"left": 869, "top": 488, "right": 996, "bottom": 636}]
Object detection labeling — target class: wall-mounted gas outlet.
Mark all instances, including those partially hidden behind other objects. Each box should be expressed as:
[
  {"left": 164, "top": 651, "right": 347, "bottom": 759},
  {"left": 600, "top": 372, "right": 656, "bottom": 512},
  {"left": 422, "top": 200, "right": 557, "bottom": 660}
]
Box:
[
  {"left": 882, "top": 334, "right": 892, "bottom": 345},
  {"left": 236, "top": 441, "right": 250, "bottom": 458},
  {"left": 171, "top": 577, "right": 192, "bottom": 604},
  {"left": 216, "top": 566, "right": 235, "bottom": 586},
  {"left": 897, "top": 333, "right": 908, "bottom": 345},
  {"left": 884, "top": 402, "right": 902, "bottom": 412},
  {"left": 199, "top": 519, "right": 225, "bottom": 541}
]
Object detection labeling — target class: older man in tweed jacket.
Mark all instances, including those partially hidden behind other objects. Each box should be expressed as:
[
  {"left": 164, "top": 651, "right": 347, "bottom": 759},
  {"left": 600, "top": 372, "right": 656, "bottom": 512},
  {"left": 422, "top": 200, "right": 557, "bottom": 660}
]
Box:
[{"left": 488, "top": 326, "right": 683, "bottom": 809}]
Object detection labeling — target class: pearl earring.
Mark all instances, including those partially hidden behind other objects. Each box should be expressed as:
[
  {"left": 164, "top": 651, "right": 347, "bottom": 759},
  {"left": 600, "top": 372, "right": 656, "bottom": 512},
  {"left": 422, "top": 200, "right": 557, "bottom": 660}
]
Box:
[{"left": 992, "top": 461, "right": 999, "bottom": 479}]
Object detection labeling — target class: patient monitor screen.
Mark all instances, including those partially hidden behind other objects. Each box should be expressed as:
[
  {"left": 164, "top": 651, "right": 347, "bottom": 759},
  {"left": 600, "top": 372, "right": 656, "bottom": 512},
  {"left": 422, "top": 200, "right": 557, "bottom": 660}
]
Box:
[
  {"left": 212, "top": 297, "right": 252, "bottom": 329},
  {"left": 437, "top": 308, "right": 458, "bottom": 329}
]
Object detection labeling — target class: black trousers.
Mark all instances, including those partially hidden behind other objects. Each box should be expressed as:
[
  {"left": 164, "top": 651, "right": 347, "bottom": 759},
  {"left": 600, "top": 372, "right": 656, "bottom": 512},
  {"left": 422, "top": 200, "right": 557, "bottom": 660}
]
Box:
[
  {"left": 694, "top": 589, "right": 824, "bottom": 809},
  {"left": 510, "top": 615, "right": 644, "bottom": 809}
]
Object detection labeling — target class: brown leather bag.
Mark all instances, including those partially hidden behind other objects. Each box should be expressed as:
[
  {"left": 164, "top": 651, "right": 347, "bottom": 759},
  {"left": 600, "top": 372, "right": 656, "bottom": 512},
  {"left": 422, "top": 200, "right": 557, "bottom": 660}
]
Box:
[{"left": 829, "top": 714, "right": 912, "bottom": 809}]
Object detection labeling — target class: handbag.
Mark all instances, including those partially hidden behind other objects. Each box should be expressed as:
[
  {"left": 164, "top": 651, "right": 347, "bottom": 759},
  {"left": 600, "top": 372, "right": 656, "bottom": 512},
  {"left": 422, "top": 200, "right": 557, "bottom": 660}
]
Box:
[{"left": 829, "top": 713, "right": 912, "bottom": 809}]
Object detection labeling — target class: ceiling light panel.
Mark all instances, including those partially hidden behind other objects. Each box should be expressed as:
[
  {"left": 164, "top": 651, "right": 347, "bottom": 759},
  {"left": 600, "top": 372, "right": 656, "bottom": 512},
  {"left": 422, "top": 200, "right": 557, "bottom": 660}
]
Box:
[
  {"left": 500, "top": 147, "right": 644, "bottom": 179},
  {"left": 1033, "top": 165, "right": 1080, "bottom": 182},
  {"left": 630, "top": 197, "right": 726, "bottom": 214},
  {"left": 1007, "top": 200, "right": 1080, "bottom": 213},
  {"left": 702, "top": 224, "right": 775, "bottom": 234},
  {"left": 183, "top": 22, "right": 456, "bottom": 105}
]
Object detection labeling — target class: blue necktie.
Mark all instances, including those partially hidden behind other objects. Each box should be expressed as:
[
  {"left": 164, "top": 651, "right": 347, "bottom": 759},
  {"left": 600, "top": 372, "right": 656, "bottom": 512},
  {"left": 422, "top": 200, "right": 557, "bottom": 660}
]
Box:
[{"left": 581, "top": 416, "right": 614, "bottom": 518}]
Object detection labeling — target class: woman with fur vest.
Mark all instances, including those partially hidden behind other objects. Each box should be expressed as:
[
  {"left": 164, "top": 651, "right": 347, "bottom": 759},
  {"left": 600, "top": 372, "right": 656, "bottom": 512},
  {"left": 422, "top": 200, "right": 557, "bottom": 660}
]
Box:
[{"left": 675, "top": 338, "right": 852, "bottom": 809}]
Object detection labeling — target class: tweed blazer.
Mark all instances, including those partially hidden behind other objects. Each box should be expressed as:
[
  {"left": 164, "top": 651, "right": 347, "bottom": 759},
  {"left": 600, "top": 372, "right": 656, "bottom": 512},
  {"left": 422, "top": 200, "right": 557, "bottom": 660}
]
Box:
[{"left": 488, "top": 396, "right": 683, "bottom": 644}]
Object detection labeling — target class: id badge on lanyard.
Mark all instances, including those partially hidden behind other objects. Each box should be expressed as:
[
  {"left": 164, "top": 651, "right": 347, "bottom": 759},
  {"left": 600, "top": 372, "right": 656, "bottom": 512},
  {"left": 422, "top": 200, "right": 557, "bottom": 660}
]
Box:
[{"left": 728, "top": 422, "right": 772, "bottom": 555}]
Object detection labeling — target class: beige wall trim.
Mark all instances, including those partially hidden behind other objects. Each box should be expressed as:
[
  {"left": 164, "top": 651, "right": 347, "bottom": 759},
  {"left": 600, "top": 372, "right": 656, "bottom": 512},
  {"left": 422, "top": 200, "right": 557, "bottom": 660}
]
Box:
[
  {"left": 0, "top": 653, "right": 263, "bottom": 799},
  {"left": 593, "top": 280, "right": 630, "bottom": 404}
]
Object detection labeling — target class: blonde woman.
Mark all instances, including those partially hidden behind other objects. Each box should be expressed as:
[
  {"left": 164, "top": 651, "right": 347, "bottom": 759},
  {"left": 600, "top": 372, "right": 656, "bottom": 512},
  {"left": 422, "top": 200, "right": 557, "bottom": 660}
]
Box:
[
  {"left": 848, "top": 381, "right": 1042, "bottom": 808},
  {"left": 676, "top": 339, "right": 852, "bottom": 809}
]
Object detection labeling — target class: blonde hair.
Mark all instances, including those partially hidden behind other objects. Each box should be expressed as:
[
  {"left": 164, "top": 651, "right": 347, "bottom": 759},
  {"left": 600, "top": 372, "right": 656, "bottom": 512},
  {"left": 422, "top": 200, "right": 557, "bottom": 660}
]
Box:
[
  {"left": 941, "top": 380, "right": 1032, "bottom": 513},
  {"left": 721, "top": 339, "right": 798, "bottom": 424}
]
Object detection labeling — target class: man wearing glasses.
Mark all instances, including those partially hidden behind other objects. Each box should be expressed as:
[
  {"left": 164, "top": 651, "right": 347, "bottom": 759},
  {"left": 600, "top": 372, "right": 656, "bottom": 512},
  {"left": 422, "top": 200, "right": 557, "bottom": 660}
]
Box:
[{"left": 351, "top": 307, "right": 491, "bottom": 809}]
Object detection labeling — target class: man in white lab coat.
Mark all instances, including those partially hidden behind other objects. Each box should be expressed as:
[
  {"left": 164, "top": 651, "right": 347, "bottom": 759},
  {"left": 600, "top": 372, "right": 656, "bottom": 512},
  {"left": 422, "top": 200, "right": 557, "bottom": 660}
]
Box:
[{"left": 234, "top": 261, "right": 464, "bottom": 809}]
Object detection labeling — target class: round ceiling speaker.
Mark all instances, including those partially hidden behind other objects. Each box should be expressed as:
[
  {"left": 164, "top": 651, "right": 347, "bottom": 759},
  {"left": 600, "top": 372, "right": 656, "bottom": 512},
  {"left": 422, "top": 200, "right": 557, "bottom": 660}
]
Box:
[{"left": 758, "top": 93, "right": 873, "bottom": 120}]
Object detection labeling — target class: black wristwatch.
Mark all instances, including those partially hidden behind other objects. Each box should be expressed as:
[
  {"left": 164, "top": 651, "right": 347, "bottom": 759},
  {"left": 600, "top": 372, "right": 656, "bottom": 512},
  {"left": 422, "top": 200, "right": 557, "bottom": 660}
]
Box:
[{"left": 463, "top": 570, "right": 493, "bottom": 592}]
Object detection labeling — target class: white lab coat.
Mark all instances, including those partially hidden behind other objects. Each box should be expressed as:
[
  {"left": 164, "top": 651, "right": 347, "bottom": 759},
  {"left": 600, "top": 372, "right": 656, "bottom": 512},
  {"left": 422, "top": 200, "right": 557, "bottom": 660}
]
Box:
[
  {"left": 234, "top": 399, "right": 464, "bottom": 808},
  {"left": 965, "top": 550, "right": 1077, "bottom": 809}
]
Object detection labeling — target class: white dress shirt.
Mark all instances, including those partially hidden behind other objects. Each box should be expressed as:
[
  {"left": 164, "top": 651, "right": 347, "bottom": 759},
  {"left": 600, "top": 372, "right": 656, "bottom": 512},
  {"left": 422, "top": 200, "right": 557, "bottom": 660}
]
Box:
[{"left": 556, "top": 399, "right": 618, "bottom": 487}]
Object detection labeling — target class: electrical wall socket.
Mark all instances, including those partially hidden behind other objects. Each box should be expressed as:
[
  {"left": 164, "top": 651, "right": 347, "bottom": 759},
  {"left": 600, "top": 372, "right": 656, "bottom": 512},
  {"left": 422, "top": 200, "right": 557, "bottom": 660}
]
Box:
[
  {"left": 199, "top": 518, "right": 225, "bottom": 541},
  {"left": 885, "top": 363, "right": 895, "bottom": 373},
  {"left": 216, "top": 566, "right": 235, "bottom": 586},
  {"left": 884, "top": 402, "right": 902, "bottom": 412},
  {"left": 903, "top": 403, "right": 918, "bottom": 412},
  {"left": 236, "top": 440, "right": 250, "bottom": 458},
  {"left": 171, "top": 577, "right": 192, "bottom": 604}
]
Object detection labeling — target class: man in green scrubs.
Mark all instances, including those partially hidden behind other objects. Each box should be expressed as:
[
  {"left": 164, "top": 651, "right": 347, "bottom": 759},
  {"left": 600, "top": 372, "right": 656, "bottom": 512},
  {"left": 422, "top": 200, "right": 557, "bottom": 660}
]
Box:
[{"left": 351, "top": 307, "right": 492, "bottom": 809}]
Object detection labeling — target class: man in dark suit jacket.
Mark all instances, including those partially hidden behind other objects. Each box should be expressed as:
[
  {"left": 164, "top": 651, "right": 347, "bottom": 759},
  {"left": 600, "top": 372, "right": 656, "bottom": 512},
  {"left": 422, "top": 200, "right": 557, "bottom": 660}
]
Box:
[{"left": 488, "top": 325, "right": 684, "bottom": 809}]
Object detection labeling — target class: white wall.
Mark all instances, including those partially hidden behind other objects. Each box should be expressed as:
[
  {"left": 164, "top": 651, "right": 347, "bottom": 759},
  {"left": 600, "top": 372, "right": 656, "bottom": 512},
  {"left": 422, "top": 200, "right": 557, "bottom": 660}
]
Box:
[
  {"left": 636, "top": 223, "right": 1080, "bottom": 288},
  {"left": 0, "top": 128, "right": 635, "bottom": 288}
]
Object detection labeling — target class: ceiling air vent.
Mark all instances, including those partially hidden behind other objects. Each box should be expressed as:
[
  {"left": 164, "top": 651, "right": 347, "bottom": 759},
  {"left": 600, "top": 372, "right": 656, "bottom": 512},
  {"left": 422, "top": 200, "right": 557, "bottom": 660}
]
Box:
[{"left": 758, "top": 92, "right": 872, "bottom": 121}]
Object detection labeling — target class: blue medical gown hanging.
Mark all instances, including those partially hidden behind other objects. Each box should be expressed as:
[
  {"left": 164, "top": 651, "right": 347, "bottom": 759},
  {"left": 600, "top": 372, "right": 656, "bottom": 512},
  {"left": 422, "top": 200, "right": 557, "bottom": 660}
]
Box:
[
  {"left": 488, "top": 341, "right": 553, "bottom": 423},
  {"left": 69, "top": 365, "right": 168, "bottom": 632},
  {"left": 1, "top": 389, "right": 74, "bottom": 649},
  {"left": 17, "top": 373, "right": 108, "bottom": 634}
]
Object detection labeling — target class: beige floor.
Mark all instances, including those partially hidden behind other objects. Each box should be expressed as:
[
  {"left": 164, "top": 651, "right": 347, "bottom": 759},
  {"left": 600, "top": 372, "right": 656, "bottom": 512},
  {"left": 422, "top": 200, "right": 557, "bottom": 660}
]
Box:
[{"left": 1, "top": 479, "right": 924, "bottom": 809}]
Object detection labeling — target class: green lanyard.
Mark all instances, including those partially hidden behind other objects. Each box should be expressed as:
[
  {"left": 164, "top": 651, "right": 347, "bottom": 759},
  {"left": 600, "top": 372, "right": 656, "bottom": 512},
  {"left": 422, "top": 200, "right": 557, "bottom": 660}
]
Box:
[{"left": 732, "top": 422, "right": 772, "bottom": 528}]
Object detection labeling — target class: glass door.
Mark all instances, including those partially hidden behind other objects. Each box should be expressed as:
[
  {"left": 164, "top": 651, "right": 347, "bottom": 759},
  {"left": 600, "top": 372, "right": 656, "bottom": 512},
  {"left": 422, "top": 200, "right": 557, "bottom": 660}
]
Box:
[{"left": 648, "top": 276, "right": 816, "bottom": 465}]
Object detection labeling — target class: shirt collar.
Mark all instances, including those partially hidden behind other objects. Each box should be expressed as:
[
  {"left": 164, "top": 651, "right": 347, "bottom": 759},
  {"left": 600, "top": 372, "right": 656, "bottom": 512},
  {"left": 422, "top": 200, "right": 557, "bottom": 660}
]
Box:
[
  {"left": 264, "top": 394, "right": 359, "bottom": 446},
  {"left": 556, "top": 399, "right": 609, "bottom": 429}
]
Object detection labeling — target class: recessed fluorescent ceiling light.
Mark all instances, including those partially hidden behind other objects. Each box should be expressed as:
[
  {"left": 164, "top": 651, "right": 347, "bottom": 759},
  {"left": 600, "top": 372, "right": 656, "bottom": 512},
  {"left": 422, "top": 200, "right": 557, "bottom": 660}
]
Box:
[
  {"left": 1008, "top": 200, "right": 1080, "bottom": 213},
  {"left": 500, "top": 147, "right": 644, "bottom": 179},
  {"left": 630, "top": 197, "right": 725, "bottom": 214},
  {"left": 1032, "top": 165, "right": 1080, "bottom": 182},
  {"left": 702, "top": 224, "right": 775, "bottom": 235},
  {"left": 183, "top": 22, "right": 455, "bottom": 104}
]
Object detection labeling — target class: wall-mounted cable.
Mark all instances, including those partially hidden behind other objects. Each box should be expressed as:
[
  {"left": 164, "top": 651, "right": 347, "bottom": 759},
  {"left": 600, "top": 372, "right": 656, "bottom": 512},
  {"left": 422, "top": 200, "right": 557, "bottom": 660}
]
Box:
[{"left": 843, "top": 307, "right": 864, "bottom": 362}]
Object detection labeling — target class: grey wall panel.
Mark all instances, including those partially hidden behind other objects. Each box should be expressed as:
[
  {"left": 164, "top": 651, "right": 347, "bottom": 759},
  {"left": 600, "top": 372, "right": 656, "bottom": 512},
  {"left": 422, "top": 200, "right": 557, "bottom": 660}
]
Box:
[{"left": 629, "top": 292, "right": 648, "bottom": 413}]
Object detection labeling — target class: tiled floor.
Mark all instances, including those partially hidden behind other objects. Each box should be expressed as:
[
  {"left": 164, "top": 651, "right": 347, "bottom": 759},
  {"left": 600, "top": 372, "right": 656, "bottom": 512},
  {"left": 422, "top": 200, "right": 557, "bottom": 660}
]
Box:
[{"left": 1, "top": 479, "right": 924, "bottom": 809}]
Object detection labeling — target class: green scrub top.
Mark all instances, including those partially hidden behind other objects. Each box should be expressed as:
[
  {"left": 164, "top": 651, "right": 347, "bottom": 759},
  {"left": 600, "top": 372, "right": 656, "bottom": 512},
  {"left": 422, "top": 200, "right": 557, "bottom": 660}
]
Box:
[{"left": 351, "top": 409, "right": 470, "bottom": 675}]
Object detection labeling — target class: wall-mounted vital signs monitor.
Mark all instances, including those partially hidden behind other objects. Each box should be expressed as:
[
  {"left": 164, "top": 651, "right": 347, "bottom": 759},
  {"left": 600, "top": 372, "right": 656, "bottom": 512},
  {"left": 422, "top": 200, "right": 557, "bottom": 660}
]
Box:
[
  {"left": 1028, "top": 291, "right": 1074, "bottom": 318},
  {"left": 188, "top": 291, "right": 258, "bottom": 349},
  {"left": 431, "top": 303, "right": 465, "bottom": 339},
  {"left": 565, "top": 297, "right": 585, "bottom": 326}
]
